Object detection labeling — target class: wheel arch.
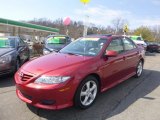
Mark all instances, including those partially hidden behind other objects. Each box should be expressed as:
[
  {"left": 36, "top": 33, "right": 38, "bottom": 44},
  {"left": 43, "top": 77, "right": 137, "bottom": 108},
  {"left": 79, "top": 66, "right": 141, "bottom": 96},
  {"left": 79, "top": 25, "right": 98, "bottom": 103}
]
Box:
[
  {"left": 76, "top": 73, "right": 102, "bottom": 93},
  {"left": 140, "top": 58, "right": 144, "bottom": 65},
  {"left": 73, "top": 73, "right": 101, "bottom": 109},
  {"left": 87, "top": 73, "right": 101, "bottom": 91}
]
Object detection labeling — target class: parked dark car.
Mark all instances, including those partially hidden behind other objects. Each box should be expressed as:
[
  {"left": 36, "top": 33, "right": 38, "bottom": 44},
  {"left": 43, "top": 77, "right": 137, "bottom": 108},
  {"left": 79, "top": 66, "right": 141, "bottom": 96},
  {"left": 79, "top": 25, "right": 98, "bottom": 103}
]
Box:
[
  {"left": 15, "top": 35, "right": 145, "bottom": 110},
  {"left": 146, "top": 42, "right": 160, "bottom": 53},
  {"left": 43, "top": 35, "right": 71, "bottom": 55},
  {"left": 0, "top": 36, "right": 30, "bottom": 75}
]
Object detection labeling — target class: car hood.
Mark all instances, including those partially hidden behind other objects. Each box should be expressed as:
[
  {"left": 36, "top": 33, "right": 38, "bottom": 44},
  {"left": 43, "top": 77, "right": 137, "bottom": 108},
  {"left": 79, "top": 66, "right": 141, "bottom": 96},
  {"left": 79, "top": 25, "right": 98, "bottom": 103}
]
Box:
[
  {"left": 0, "top": 48, "right": 15, "bottom": 57},
  {"left": 21, "top": 53, "right": 93, "bottom": 76}
]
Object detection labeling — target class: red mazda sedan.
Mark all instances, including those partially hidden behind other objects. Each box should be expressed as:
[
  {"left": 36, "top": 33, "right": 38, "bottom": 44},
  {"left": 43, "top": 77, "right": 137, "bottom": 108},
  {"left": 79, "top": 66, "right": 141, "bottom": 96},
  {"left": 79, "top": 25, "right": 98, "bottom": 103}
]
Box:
[{"left": 15, "top": 35, "right": 145, "bottom": 110}]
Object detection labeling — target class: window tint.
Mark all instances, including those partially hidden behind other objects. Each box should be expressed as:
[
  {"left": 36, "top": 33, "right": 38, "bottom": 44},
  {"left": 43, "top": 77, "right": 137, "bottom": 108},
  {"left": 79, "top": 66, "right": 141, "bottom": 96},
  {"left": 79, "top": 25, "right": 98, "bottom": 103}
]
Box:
[
  {"left": 123, "top": 38, "right": 136, "bottom": 51},
  {"left": 106, "top": 38, "right": 124, "bottom": 54}
]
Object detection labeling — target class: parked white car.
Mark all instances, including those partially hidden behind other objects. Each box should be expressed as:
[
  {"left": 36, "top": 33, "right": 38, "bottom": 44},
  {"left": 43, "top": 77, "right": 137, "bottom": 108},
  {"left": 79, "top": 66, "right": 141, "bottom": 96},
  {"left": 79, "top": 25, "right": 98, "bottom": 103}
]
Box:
[{"left": 129, "top": 36, "right": 147, "bottom": 49}]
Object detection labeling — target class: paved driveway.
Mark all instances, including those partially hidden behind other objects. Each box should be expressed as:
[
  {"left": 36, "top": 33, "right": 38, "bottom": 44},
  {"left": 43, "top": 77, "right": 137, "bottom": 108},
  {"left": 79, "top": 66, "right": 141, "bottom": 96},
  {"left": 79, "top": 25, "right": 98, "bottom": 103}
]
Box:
[{"left": 0, "top": 53, "right": 160, "bottom": 120}]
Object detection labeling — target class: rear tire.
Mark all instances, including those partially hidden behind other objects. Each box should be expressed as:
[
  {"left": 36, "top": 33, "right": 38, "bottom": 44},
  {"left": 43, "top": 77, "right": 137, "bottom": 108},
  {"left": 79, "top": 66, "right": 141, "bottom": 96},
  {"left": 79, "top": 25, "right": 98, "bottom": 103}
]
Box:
[
  {"left": 74, "top": 76, "right": 99, "bottom": 109},
  {"left": 134, "top": 60, "right": 143, "bottom": 78}
]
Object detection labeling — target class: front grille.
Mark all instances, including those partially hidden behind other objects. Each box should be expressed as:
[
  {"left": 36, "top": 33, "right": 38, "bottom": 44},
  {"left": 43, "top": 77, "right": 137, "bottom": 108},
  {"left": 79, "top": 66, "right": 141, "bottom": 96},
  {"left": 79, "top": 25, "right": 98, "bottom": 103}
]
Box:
[
  {"left": 21, "top": 74, "right": 33, "bottom": 81},
  {"left": 19, "top": 72, "right": 34, "bottom": 82}
]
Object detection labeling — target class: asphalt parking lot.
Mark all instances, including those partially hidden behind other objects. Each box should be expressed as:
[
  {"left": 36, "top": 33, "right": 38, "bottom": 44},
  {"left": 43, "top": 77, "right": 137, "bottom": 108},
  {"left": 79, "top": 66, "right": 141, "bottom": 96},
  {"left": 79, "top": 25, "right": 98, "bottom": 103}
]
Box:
[{"left": 0, "top": 52, "right": 160, "bottom": 120}]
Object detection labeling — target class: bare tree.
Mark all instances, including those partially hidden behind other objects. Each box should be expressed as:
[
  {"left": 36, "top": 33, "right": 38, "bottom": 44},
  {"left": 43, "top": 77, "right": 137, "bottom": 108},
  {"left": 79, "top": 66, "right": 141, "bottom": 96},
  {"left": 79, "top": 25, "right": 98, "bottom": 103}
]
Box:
[
  {"left": 27, "top": 18, "right": 128, "bottom": 38},
  {"left": 112, "top": 18, "right": 129, "bottom": 34}
]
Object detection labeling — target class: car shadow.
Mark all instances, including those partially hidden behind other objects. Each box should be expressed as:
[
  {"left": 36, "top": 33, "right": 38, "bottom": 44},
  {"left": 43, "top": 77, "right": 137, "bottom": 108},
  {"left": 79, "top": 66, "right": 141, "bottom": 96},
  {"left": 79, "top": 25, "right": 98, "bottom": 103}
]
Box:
[
  {"left": 27, "top": 69, "right": 160, "bottom": 120},
  {"left": 0, "top": 74, "right": 15, "bottom": 87}
]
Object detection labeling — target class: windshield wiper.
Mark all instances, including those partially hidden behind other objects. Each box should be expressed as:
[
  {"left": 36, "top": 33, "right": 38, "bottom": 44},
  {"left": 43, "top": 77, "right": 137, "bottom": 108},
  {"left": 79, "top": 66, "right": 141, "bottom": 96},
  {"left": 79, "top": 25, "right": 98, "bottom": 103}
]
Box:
[
  {"left": 61, "top": 52, "right": 80, "bottom": 56},
  {"left": 66, "top": 52, "right": 79, "bottom": 55}
]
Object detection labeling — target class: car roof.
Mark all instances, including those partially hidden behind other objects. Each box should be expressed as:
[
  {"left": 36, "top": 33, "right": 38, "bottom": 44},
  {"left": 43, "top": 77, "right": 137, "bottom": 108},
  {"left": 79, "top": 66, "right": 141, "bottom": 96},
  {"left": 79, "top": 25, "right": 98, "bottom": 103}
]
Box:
[{"left": 85, "top": 34, "right": 125, "bottom": 39}]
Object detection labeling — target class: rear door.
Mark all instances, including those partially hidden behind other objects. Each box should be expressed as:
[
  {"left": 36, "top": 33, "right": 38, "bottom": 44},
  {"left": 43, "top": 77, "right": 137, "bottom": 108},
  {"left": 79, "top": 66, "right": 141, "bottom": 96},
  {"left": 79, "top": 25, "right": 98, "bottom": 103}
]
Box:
[{"left": 122, "top": 37, "right": 139, "bottom": 75}]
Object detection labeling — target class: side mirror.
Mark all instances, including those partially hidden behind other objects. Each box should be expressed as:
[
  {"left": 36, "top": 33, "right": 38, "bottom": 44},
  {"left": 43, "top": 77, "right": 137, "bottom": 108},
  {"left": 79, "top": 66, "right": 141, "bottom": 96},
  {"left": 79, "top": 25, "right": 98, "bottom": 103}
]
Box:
[{"left": 105, "top": 50, "right": 118, "bottom": 57}]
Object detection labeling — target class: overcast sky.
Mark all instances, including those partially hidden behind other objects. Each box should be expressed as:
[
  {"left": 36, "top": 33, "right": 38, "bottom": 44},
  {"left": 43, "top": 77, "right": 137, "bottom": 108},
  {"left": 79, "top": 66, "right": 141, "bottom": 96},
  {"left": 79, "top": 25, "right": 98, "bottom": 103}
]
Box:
[{"left": 0, "top": 0, "right": 160, "bottom": 29}]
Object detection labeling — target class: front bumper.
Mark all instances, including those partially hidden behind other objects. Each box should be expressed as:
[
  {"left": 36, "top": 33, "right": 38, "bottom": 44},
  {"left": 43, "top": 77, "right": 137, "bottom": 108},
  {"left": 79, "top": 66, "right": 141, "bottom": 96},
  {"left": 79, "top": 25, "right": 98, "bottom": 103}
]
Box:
[
  {"left": 0, "top": 62, "right": 14, "bottom": 75},
  {"left": 15, "top": 72, "right": 77, "bottom": 110}
]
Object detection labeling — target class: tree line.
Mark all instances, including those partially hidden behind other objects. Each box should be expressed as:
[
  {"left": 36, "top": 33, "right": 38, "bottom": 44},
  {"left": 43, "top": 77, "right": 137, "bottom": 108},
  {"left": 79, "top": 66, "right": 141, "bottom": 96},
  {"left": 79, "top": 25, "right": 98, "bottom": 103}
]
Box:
[{"left": 26, "top": 18, "right": 160, "bottom": 42}]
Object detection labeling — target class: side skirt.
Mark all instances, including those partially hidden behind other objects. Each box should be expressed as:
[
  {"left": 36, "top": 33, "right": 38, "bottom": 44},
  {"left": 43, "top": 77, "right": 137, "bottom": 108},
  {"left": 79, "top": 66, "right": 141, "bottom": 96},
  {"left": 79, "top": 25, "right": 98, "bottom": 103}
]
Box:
[{"left": 101, "top": 72, "right": 136, "bottom": 93}]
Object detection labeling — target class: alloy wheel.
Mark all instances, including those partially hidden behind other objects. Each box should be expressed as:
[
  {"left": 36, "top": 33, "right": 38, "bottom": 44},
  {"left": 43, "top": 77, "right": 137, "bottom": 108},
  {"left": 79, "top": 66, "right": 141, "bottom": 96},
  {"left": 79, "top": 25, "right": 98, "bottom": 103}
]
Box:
[
  {"left": 137, "top": 61, "right": 143, "bottom": 77},
  {"left": 80, "top": 80, "right": 97, "bottom": 106}
]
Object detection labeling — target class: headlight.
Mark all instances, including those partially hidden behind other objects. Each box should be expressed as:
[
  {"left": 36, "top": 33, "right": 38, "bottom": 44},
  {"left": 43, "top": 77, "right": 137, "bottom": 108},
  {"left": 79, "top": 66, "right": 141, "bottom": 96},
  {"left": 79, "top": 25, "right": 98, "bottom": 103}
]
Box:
[
  {"left": 34, "top": 76, "right": 71, "bottom": 84},
  {"left": 43, "top": 49, "right": 50, "bottom": 55},
  {"left": 0, "top": 55, "right": 12, "bottom": 64},
  {"left": 143, "top": 43, "right": 147, "bottom": 48}
]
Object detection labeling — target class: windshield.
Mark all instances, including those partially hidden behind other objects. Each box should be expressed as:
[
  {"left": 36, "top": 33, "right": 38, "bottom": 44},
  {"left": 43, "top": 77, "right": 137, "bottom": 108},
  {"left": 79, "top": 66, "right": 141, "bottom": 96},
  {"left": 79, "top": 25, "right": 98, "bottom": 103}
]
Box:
[
  {"left": 46, "top": 36, "right": 69, "bottom": 49},
  {"left": 60, "top": 37, "right": 107, "bottom": 56},
  {"left": 0, "top": 38, "right": 16, "bottom": 48}
]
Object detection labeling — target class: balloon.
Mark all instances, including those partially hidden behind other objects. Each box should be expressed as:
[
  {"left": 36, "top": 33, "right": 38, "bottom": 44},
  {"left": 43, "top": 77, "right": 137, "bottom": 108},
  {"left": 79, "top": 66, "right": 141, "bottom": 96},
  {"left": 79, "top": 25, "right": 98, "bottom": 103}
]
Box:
[
  {"left": 80, "top": 0, "right": 90, "bottom": 4},
  {"left": 63, "top": 17, "right": 71, "bottom": 26}
]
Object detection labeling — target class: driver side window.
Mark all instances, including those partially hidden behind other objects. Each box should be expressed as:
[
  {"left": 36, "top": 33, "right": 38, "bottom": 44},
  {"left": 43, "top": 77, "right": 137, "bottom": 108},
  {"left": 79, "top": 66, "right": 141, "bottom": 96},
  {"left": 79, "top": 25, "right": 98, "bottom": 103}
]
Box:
[{"left": 106, "top": 38, "right": 124, "bottom": 54}]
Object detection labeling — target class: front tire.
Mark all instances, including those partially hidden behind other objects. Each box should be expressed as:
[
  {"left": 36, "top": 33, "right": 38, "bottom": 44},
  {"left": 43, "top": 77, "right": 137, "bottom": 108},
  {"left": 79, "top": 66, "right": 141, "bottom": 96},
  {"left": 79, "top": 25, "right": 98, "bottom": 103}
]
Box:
[{"left": 74, "top": 76, "right": 99, "bottom": 109}]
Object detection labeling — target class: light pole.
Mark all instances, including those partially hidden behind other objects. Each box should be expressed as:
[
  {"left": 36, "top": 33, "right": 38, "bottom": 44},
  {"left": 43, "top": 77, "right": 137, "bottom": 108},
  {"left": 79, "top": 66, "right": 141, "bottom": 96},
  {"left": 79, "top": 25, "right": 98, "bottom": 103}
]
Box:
[
  {"left": 83, "top": 15, "right": 89, "bottom": 36},
  {"left": 80, "top": 0, "right": 91, "bottom": 36}
]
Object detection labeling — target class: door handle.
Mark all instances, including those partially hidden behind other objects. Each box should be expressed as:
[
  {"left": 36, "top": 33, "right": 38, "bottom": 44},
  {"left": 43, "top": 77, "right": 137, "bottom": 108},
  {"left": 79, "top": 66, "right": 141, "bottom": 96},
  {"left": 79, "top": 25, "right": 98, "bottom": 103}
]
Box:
[{"left": 123, "top": 56, "right": 126, "bottom": 60}]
